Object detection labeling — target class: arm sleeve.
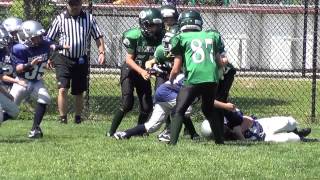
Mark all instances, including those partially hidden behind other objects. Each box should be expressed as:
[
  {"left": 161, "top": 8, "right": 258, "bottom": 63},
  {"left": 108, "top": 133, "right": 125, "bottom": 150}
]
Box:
[
  {"left": 46, "top": 15, "right": 60, "bottom": 41},
  {"left": 90, "top": 14, "right": 103, "bottom": 40}
]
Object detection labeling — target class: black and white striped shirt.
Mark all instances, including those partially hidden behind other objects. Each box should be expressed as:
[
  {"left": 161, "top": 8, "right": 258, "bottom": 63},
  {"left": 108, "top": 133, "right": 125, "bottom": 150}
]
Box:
[{"left": 47, "top": 10, "right": 103, "bottom": 58}]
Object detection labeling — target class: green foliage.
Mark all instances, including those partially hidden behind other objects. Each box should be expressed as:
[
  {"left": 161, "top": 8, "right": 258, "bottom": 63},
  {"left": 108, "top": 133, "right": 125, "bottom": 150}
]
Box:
[
  {"left": 9, "top": 0, "right": 56, "bottom": 29},
  {"left": 8, "top": 0, "right": 24, "bottom": 19}
]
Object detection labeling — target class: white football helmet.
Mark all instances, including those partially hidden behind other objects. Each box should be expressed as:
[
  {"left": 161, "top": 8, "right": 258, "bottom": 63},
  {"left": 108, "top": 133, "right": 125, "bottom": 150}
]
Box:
[
  {"left": 2, "top": 17, "right": 23, "bottom": 33},
  {"left": 0, "top": 25, "right": 9, "bottom": 48},
  {"left": 20, "top": 20, "right": 45, "bottom": 46},
  {"left": 200, "top": 119, "right": 213, "bottom": 138},
  {"left": 20, "top": 20, "right": 45, "bottom": 39}
]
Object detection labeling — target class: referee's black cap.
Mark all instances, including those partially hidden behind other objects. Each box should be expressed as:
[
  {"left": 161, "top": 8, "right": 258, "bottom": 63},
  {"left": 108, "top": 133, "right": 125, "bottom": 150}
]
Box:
[{"left": 66, "top": 0, "right": 82, "bottom": 5}]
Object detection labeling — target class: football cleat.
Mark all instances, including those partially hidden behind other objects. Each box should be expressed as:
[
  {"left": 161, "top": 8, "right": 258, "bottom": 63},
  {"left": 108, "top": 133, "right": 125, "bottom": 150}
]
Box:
[
  {"left": 191, "top": 133, "right": 201, "bottom": 141},
  {"left": 113, "top": 131, "right": 127, "bottom": 140},
  {"left": 293, "top": 128, "right": 311, "bottom": 138},
  {"left": 60, "top": 118, "right": 67, "bottom": 124},
  {"left": 28, "top": 128, "right": 43, "bottom": 138},
  {"left": 158, "top": 131, "right": 171, "bottom": 142},
  {"left": 74, "top": 116, "right": 81, "bottom": 124}
]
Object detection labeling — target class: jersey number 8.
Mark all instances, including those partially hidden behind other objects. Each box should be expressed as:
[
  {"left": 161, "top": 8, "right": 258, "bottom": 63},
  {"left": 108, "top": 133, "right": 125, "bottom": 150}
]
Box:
[{"left": 190, "top": 38, "right": 214, "bottom": 64}]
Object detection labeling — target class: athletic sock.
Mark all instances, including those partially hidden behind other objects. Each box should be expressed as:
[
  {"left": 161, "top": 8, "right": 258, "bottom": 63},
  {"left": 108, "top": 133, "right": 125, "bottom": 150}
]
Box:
[
  {"left": 124, "top": 124, "right": 147, "bottom": 138},
  {"left": 108, "top": 110, "right": 125, "bottom": 136},
  {"left": 183, "top": 116, "right": 197, "bottom": 137},
  {"left": 210, "top": 110, "right": 224, "bottom": 144},
  {"left": 169, "top": 114, "right": 184, "bottom": 145},
  {"left": 74, "top": 115, "right": 81, "bottom": 124},
  {"left": 164, "top": 116, "right": 171, "bottom": 130},
  {"left": 32, "top": 103, "right": 47, "bottom": 130},
  {"left": 137, "top": 112, "right": 149, "bottom": 125}
]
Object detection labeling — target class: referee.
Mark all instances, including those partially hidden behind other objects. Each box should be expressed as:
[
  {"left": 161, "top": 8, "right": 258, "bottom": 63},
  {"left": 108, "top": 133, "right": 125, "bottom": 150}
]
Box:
[{"left": 47, "top": 0, "right": 105, "bottom": 124}]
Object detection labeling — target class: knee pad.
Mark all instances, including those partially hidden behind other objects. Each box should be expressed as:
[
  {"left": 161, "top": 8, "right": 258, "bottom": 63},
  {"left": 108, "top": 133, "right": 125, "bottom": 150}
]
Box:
[
  {"left": 287, "top": 116, "right": 297, "bottom": 131},
  {"left": 37, "top": 89, "right": 51, "bottom": 105}
]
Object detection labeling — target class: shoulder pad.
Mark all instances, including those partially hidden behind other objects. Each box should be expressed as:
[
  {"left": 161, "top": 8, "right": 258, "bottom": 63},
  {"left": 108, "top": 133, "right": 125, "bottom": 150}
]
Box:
[
  {"left": 122, "top": 28, "right": 142, "bottom": 40},
  {"left": 12, "top": 43, "right": 27, "bottom": 53}
]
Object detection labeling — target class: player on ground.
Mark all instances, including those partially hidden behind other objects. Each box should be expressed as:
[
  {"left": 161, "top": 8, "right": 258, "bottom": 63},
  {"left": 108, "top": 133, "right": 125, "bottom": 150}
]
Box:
[
  {"left": 113, "top": 74, "right": 200, "bottom": 141},
  {"left": 169, "top": 10, "right": 227, "bottom": 145},
  {"left": 201, "top": 109, "right": 313, "bottom": 142},
  {"left": 107, "top": 8, "right": 165, "bottom": 137}
]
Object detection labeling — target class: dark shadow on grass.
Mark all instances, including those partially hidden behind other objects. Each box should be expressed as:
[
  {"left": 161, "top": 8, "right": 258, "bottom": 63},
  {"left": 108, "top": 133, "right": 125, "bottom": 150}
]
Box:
[
  {"left": 41, "top": 95, "right": 141, "bottom": 116},
  {"left": 0, "top": 137, "right": 34, "bottom": 144},
  {"left": 41, "top": 95, "right": 289, "bottom": 119},
  {"left": 198, "top": 137, "right": 277, "bottom": 146},
  {"left": 224, "top": 140, "right": 271, "bottom": 146},
  {"left": 229, "top": 97, "right": 288, "bottom": 108}
]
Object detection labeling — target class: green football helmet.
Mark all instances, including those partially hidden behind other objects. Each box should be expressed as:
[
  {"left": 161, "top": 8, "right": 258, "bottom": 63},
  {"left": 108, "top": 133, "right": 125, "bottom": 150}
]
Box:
[
  {"left": 139, "top": 8, "right": 163, "bottom": 39},
  {"left": 178, "top": 10, "right": 203, "bottom": 32}
]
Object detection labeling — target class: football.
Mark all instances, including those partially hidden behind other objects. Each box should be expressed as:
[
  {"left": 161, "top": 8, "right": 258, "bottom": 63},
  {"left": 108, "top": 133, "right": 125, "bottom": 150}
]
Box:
[{"left": 200, "top": 119, "right": 213, "bottom": 138}]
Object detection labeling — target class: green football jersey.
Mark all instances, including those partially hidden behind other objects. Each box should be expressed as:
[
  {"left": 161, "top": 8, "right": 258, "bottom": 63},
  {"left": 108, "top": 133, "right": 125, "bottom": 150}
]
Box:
[
  {"left": 154, "top": 44, "right": 173, "bottom": 64},
  {"left": 170, "top": 30, "right": 225, "bottom": 85},
  {"left": 122, "top": 28, "right": 163, "bottom": 68}
]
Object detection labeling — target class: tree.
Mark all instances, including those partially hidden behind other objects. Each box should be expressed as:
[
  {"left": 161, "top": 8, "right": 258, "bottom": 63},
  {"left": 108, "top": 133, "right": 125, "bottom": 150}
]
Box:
[{"left": 9, "top": 0, "right": 56, "bottom": 29}]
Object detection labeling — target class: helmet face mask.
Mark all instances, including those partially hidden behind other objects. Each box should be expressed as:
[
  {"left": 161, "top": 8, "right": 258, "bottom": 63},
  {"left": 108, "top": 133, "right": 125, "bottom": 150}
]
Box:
[
  {"left": 163, "top": 17, "right": 177, "bottom": 28},
  {"left": 30, "top": 35, "right": 44, "bottom": 47},
  {"left": 178, "top": 10, "right": 203, "bottom": 32},
  {"left": 139, "top": 8, "right": 163, "bottom": 39},
  {"left": 162, "top": 25, "right": 180, "bottom": 59}
]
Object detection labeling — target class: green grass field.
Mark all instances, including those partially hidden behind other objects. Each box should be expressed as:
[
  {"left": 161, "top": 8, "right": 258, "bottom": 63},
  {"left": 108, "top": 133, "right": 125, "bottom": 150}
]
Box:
[{"left": 1, "top": 73, "right": 320, "bottom": 179}]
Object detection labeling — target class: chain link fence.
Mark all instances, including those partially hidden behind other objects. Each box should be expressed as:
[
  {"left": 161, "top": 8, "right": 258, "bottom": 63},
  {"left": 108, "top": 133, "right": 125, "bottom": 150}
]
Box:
[{"left": 0, "top": 0, "right": 319, "bottom": 123}]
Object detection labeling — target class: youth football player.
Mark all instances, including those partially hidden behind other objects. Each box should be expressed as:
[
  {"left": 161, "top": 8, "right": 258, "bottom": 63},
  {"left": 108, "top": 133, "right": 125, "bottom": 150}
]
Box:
[{"left": 169, "top": 10, "right": 228, "bottom": 145}]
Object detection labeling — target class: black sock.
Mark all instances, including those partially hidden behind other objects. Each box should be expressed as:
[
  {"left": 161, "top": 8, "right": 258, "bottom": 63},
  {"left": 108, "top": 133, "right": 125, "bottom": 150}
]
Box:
[
  {"left": 75, "top": 115, "right": 81, "bottom": 123},
  {"left": 32, "top": 103, "right": 47, "bottom": 130},
  {"left": 183, "top": 116, "right": 197, "bottom": 137},
  {"left": 164, "top": 116, "right": 171, "bottom": 130},
  {"left": 210, "top": 110, "right": 224, "bottom": 144},
  {"left": 137, "top": 112, "right": 149, "bottom": 125},
  {"left": 124, "top": 124, "right": 147, "bottom": 138},
  {"left": 3, "top": 112, "right": 12, "bottom": 122},
  {"left": 169, "top": 114, "right": 184, "bottom": 145},
  {"left": 108, "top": 110, "right": 125, "bottom": 136}
]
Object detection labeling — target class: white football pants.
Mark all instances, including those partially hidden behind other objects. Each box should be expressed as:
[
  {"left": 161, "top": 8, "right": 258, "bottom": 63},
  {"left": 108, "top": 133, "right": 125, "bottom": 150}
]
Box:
[
  {"left": 257, "top": 116, "right": 301, "bottom": 142},
  {"left": 144, "top": 99, "right": 192, "bottom": 133},
  {"left": 10, "top": 78, "right": 51, "bottom": 105}
]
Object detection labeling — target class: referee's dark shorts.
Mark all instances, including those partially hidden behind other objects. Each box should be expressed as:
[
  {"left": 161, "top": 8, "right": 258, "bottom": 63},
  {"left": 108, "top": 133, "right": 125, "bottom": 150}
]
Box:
[{"left": 53, "top": 53, "right": 88, "bottom": 95}]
